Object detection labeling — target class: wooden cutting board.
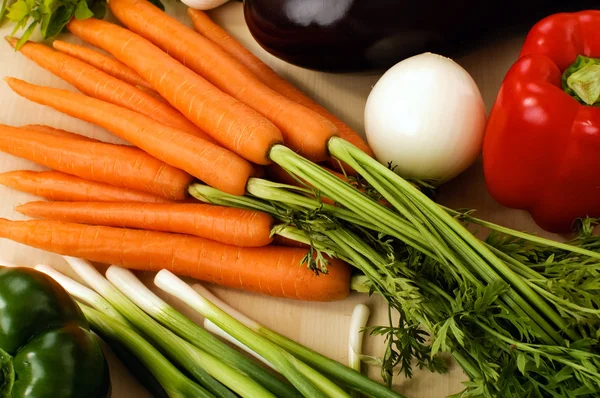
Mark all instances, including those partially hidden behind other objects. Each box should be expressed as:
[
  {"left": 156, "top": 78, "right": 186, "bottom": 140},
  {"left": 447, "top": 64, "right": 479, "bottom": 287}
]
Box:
[{"left": 0, "top": 2, "right": 563, "bottom": 397}]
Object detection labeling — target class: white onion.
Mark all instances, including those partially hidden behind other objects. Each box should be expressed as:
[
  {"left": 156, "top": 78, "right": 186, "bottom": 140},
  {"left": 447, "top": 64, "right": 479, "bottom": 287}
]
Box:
[
  {"left": 348, "top": 304, "right": 370, "bottom": 373},
  {"left": 364, "top": 52, "right": 487, "bottom": 184},
  {"left": 180, "top": 0, "right": 230, "bottom": 10}
]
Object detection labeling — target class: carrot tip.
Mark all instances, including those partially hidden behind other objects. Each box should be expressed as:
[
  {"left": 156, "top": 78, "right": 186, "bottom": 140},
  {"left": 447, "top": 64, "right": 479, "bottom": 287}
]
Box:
[{"left": 4, "top": 36, "right": 17, "bottom": 47}]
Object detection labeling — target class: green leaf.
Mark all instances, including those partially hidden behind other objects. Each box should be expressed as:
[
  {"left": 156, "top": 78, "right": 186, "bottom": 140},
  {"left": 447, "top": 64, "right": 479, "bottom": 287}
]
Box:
[
  {"left": 10, "top": 14, "right": 29, "bottom": 37},
  {"left": 44, "top": 3, "right": 74, "bottom": 38},
  {"left": 6, "top": 0, "right": 29, "bottom": 22},
  {"left": 430, "top": 318, "right": 451, "bottom": 358},
  {"left": 74, "top": 0, "right": 91, "bottom": 19},
  {"left": 39, "top": 8, "right": 51, "bottom": 36},
  {"left": 448, "top": 318, "right": 465, "bottom": 347},
  {"left": 474, "top": 280, "right": 508, "bottom": 313},
  {"left": 14, "top": 18, "right": 37, "bottom": 49},
  {"left": 516, "top": 353, "right": 527, "bottom": 375},
  {"left": 0, "top": 0, "right": 13, "bottom": 24}
]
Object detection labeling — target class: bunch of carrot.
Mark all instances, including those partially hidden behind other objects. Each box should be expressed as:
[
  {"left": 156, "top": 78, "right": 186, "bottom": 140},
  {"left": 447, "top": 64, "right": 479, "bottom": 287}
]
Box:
[{"left": 0, "top": 1, "right": 378, "bottom": 301}]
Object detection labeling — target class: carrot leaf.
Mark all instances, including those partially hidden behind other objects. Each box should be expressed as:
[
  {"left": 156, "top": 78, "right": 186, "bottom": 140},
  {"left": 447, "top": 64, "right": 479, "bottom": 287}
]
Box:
[
  {"left": 15, "top": 19, "right": 36, "bottom": 46},
  {"left": 0, "top": 0, "right": 14, "bottom": 24}
]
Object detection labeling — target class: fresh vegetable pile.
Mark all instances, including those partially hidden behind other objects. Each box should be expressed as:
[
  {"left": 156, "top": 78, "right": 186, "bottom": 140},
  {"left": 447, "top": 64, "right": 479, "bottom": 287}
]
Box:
[{"left": 0, "top": 2, "right": 599, "bottom": 398}]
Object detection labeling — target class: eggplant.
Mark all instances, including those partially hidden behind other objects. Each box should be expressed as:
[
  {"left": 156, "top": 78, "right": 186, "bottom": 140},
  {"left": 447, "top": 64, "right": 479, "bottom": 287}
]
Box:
[{"left": 243, "top": 0, "right": 600, "bottom": 73}]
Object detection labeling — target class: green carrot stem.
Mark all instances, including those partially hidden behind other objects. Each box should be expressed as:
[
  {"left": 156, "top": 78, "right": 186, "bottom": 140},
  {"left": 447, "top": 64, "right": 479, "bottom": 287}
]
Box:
[
  {"left": 269, "top": 145, "right": 438, "bottom": 258},
  {"left": 188, "top": 184, "right": 280, "bottom": 215},
  {"left": 247, "top": 179, "right": 439, "bottom": 259},
  {"left": 475, "top": 321, "right": 600, "bottom": 380},
  {"left": 484, "top": 245, "right": 544, "bottom": 281},
  {"left": 330, "top": 138, "right": 577, "bottom": 342},
  {"left": 442, "top": 206, "right": 600, "bottom": 260}
]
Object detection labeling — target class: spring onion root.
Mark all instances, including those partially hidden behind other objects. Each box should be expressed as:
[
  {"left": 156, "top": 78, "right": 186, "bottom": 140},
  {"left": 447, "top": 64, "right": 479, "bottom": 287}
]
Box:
[{"left": 349, "top": 304, "right": 371, "bottom": 374}]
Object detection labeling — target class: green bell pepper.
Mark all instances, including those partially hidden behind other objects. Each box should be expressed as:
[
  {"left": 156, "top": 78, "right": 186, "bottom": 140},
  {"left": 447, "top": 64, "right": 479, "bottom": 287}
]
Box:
[{"left": 0, "top": 267, "right": 111, "bottom": 398}]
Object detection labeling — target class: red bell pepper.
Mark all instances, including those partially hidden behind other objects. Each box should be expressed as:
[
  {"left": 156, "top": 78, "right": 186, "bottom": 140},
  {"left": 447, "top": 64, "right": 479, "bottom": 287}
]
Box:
[{"left": 483, "top": 10, "right": 600, "bottom": 233}]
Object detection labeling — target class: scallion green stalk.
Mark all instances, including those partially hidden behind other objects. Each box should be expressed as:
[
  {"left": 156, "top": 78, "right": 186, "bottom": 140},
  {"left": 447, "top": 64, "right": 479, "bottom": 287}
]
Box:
[
  {"left": 187, "top": 282, "right": 405, "bottom": 398},
  {"left": 79, "top": 304, "right": 214, "bottom": 398},
  {"left": 349, "top": 304, "right": 370, "bottom": 375},
  {"left": 99, "top": 267, "right": 301, "bottom": 398},
  {"left": 64, "top": 257, "right": 234, "bottom": 398},
  {"left": 34, "top": 264, "right": 129, "bottom": 324},
  {"left": 204, "top": 319, "right": 276, "bottom": 370},
  {"left": 155, "top": 269, "right": 345, "bottom": 398},
  {"left": 35, "top": 265, "right": 168, "bottom": 397},
  {"left": 106, "top": 266, "right": 277, "bottom": 398}
]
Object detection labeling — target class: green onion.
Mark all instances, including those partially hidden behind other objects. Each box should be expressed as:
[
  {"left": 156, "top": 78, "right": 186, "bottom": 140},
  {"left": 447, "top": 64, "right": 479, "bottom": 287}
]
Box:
[
  {"left": 98, "top": 264, "right": 300, "bottom": 398},
  {"left": 79, "top": 303, "right": 213, "bottom": 398},
  {"left": 34, "top": 264, "right": 129, "bottom": 324},
  {"left": 155, "top": 269, "right": 347, "bottom": 398},
  {"left": 106, "top": 266, "right": 278, "bottom": 398},
  {"left": 34, "top": 264, "right": 168, "bottom": 397},
  {"left": 349, "top": 304, "right": 370, "bottom": 375},
  {"left": 162, "top": 275, "right": 405, "bottom": 398},
  {"left": 64, "top": 257, "right": 234, "bottom": 398},
  {"left": 204, "top": 319, "right": 276, "bottom": 370}
]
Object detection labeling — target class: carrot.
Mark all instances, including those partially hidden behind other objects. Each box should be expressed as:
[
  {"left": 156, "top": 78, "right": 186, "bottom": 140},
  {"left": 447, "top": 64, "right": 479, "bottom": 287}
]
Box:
[
  {"left": 67, "top": 18, "right": 282, "bottom": 166},
  {"left": 16, "top": 201, "right": 274, "bottom": 247},
  {"left": 0, "top": 218, "right": 351, "bottom": 301},
  {"left": 108, "top": 0, "right": 338, "bottom": 163},
  {"left": 5, "top": 78, "right": 254, "bottom": 196},
  {"left": 0, "top": 124, "right": 193, "bottom": 200},
  {"left": 187, "top": 8, "right": 373, "bottom": 158},
  {"left": 8, "top": 38, "right": 212, "bottom": 141},
  {"left": 0, "top": 170, "right": 170, "bottom": 203},
  {"left": 52, "top": 39, "right": 153, "bottom": 90},
  {"left": 23, "top": 124, "right": 104, "bottom": 143}
]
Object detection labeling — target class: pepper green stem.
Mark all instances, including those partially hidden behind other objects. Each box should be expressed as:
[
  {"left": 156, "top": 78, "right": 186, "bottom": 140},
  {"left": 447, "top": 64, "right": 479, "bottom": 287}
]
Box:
[
  {"left": 0, "top": 348, "right": 14, "bottom": 398},
  {"left": 563, "top": 55, "right": 600, "bottom": 106}
]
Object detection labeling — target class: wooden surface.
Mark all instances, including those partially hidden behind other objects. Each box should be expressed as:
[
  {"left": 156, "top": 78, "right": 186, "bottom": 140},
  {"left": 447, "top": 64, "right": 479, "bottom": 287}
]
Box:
[{"left": 0, "top": 2, "right": 563, "bottom": 397}]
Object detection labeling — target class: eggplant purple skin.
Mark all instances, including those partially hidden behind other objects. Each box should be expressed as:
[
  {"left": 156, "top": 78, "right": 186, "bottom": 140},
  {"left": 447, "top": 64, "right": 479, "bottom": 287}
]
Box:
[{"left": 243, "top": 0, "right": 600, "bottom": 73}]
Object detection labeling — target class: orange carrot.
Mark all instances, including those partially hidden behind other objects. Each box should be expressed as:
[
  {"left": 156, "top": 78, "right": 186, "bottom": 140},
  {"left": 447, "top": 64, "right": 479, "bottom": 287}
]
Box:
[
  {"left": 108, "top": 0, "right": 338, "bottom": 163},
  {"left": 16, "top": 201, "right": 274, "bottom": 247},
  {"left": 0, "top": 170, "right": 170, "bottom": 203},
  {"left": 67, "top": 18, "right": 282, "bottom": 166},
  {"left": 8, "top": 38, "right": 212, "bottom": 141},
  {"left": 188, "top": 8, "right": 373, "bottom": 158},
  {"left": 5, "top": 78, "right": 254, "bottom": 196},
  {"left": 23, "top": 124, "right": 104, "bottom": 143},
  {"left": 0, "top": 124, "right": 193, "bottom": 200},
  {"left": 0, "top": 218, "right": 351, "bottom": 301},
  {"left": 52, "top": 39, "right": 153, "bottom": 90}
]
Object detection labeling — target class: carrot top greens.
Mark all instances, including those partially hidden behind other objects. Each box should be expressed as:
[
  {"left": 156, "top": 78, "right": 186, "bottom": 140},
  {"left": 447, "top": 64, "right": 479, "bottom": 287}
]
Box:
[{"left": 190, "top": 139, "right": 600, "bottom": 397}]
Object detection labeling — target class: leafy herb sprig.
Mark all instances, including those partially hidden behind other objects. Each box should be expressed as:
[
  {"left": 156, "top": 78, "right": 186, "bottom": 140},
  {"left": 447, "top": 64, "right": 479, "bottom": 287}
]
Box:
[{"left": 1, "top": 0, "right": 106, "bottom": 49}]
